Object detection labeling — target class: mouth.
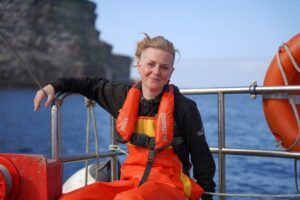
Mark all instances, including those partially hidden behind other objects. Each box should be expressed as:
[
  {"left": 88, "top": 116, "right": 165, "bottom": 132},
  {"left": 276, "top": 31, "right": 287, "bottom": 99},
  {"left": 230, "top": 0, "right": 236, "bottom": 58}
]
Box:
[
  {"left": 150, "top": 79, "right": 160, "bottom": 83},
  {"left": 149, "top": 77, "right": 161, "bottom": 82}
]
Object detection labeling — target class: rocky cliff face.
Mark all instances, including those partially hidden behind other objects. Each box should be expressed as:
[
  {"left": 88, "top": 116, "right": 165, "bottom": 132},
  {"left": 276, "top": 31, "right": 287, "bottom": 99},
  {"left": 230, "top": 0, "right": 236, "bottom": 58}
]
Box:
[{"left": 0, "top": 0, "right": 132, "bottom": 87}]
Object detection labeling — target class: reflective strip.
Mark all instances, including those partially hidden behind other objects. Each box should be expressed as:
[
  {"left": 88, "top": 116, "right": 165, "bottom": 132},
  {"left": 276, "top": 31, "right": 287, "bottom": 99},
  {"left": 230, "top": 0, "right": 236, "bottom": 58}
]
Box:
[
  {"left": 263, "top": 93, "right": 300, "bottom": 104},
  {"left": 180, "top": 170, "right": 192, "bottom": 197}
]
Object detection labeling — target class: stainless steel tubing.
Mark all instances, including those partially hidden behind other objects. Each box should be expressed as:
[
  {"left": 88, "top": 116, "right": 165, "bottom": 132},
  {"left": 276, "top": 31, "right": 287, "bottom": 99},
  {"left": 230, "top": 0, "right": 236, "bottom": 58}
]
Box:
[
  {"left": 218, "top": 92, "right": 226, "bottom": 200},
  {"left": 51, "top": 104, "right": 59, "bottom": 160},
  {"left": 60, "top": 151, "right": 124, "bottom": 163},
  {"left": 110, "top": 116, "right": 118, "bottom": 181},
  {"left": 210, "top": 148, "right": 300, "bottom": 159},
  {"left": 180, "top": 85, "right": 300, "bottom": 95}
]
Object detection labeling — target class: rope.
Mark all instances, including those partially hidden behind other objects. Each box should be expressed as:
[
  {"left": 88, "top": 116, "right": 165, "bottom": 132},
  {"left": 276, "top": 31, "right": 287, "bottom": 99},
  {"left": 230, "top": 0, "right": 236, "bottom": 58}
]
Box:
[
  {"left": 84, "top": 98, "right": 100, "bottom": 185},
  {"left": 0, "top": 31, "right": 48, "bottom": 97},
  {"left": 276, "top": 51, "right": 289, "bottom": 85},
  {"left": 276, "top": 44, "right": 300, "bottom": 151},
  {"left": 84, "top": 103, "right": 90, "bottom": 186},
  {"left": 287, "top": 130, "right": 300, "bottom": 151},
  {"left": 85, "top": 98, "right": 96, "bottom": 107},
  {"left": 109, "top": 145, "right": 128, "bottom": 155},
  {"left": 90, "top": 102, "right": 100, "bottom": 180},
  {"left": 204, "top": 191, "right": 300, "bottom": 198},
  {"left": 282, "top": 43, "right": 300, "bottom": 72}
]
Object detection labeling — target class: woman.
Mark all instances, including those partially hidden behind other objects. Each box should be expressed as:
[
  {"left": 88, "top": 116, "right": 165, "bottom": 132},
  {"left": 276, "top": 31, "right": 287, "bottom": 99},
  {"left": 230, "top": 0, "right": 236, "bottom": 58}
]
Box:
[{"left": 34, "top": 34, "right": 215, "bottom": 200}]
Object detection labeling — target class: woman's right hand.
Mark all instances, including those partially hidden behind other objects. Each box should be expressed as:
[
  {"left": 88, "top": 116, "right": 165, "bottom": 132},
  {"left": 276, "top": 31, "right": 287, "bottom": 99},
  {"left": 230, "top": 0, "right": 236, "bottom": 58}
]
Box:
[{"left": 33, "top": 84, "right": 55, "bottom": 111}]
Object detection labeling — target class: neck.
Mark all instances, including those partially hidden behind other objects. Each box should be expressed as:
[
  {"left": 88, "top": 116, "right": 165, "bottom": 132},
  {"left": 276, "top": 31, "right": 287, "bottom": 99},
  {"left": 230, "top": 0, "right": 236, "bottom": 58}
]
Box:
[{"left": 141, "top": 86, "right": 162, "bottom": 100}]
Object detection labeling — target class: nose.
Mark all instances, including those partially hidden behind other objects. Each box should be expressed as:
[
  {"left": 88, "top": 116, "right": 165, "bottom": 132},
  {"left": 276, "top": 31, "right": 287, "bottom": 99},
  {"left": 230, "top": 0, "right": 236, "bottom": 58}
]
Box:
[{"left": 152, "top": 65, "right": 160, "bottom": 75}]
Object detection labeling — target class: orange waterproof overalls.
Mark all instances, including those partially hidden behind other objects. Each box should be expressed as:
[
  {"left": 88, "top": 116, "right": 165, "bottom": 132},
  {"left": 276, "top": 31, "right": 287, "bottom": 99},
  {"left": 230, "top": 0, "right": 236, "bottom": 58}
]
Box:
[{"left": 59, "top": 83, "right": 204, "bottom": 200}]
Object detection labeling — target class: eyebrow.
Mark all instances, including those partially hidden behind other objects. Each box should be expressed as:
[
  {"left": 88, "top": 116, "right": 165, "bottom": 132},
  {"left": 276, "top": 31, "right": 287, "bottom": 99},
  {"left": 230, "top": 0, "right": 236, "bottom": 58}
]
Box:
[
  {"left": 147, "top": 60, "right": 170, "bottom": 67},
  {"left": 160, "top": 64, "right": 169, "bottom": 67}
]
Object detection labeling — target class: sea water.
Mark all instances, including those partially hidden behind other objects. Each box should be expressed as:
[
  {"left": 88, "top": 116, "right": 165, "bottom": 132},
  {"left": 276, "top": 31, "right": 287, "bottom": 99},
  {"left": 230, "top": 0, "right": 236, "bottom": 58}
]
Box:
[{"left": 0, "top": 88, "right": 299, "bottom": 200}]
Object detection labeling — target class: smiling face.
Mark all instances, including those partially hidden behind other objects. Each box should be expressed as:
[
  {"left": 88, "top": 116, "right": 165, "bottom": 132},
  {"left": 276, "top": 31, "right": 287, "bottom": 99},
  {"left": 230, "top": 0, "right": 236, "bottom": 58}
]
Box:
[{"left": 137, "top": 47, "right": 174, "bottom": 98}]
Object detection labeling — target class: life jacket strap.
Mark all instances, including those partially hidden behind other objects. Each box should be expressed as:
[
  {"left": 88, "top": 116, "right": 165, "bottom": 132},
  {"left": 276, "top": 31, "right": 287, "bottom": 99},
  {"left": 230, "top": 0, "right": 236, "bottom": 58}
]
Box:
[{"left": 130, "top": 133, "right": 154, "bottom": 147}]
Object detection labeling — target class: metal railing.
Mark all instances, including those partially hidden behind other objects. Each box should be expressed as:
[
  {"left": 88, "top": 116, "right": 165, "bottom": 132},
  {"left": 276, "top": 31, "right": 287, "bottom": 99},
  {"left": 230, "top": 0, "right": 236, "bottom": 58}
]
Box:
[
  {"left": 50, "top": 84, "right": 300, "bottom": 200},
  {"left": 181, "top": 85, "right": 300, "bottom": 200}
]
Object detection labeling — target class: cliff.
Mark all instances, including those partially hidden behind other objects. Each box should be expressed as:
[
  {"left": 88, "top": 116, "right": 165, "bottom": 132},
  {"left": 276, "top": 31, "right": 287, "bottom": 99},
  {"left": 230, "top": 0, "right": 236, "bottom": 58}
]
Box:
[{"left": 0, "top": 0, "right": 132, "bottom": 87}]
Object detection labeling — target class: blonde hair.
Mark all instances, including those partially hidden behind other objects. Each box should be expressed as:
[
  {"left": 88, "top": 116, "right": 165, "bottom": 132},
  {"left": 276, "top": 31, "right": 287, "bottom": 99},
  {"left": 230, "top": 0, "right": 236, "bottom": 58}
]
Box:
[{"left": 135, "top": 33, "right": 178, "bottom": 63}]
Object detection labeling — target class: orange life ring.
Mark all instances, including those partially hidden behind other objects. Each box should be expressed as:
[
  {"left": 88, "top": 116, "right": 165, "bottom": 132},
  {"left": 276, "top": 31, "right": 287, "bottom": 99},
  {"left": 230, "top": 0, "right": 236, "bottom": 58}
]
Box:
[{"left": 263, "top": 33, "right": 300, "bottom": 151}]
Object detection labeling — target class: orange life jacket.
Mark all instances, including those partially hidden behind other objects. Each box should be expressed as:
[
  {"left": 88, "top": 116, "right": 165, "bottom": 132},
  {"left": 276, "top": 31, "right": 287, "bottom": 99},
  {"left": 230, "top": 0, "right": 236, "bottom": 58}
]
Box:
[{"left": 116, "top": 81, "right": 174, "bottom": 150}]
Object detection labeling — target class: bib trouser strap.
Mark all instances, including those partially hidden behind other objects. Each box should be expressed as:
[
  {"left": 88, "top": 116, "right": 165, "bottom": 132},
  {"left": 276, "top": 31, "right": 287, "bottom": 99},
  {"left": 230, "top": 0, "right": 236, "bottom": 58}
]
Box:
[{"left": 138, "top": 139, "right": 156, "bottom": 186}]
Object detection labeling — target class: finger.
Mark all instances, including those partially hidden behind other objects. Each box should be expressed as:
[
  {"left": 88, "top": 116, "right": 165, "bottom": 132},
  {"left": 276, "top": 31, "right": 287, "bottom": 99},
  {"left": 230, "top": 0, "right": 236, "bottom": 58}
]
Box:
[
  {"left": 33, "top": 93, "right": 41, "bottom": 111},
  {"left": 33, "top": 90, "right": 45, "bottom": 111},
  {"left": 34, "top": 104, "right": 40, "bottom": 112},
  {"left": 44, "top": 94, "right": 53, "bottom": 108}
]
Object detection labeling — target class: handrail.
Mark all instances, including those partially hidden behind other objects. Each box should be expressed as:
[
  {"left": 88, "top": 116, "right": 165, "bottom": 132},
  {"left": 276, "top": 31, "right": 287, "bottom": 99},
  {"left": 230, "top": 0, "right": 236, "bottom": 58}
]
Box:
[
  {"left": 58, "top": 146, "right": 300, "bottom": 164},
  {"left": 217, "top": 92, "right": 226, "bottom": 197},
  {"left": 180, "top": 85, "right": 300, "bottom": 94},
  {"left": 210, "top": 147, "right": 300, "bottom": 158},
  {"left": 110, "top": 116, "right": 119, "bottom": 181},
  {"left": 181, "top": 84, "right": 300, "bottom": 200},
  {"left": 60, "top": 151, "right": 124, "bottom": 163},
  {"left": 51, "top": 104, "right": 59, "bottom": 160}
]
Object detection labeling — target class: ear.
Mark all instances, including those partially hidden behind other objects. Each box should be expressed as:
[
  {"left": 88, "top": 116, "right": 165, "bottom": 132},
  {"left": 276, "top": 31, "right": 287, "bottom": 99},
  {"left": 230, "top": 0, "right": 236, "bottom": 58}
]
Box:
[
  {"left": 169, "top": 67, "right": 175, "bottom": 79},
  {"left": 137, "top": 61, "right": 142, "bottom": 75}
]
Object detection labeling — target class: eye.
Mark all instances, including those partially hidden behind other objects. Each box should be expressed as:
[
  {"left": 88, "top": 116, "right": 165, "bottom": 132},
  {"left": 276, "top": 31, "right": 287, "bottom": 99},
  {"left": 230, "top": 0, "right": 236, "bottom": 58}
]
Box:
[
  {"left": 160, "top": 65, "right": 169, "bottom": 71},
  {"left": 147, "top": 62, "right": 155, "bottom": 67}
]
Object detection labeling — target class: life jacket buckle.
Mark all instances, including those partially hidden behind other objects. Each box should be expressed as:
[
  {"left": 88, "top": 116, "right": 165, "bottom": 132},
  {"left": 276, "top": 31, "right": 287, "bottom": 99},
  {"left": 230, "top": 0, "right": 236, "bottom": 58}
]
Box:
[{"left": 130, "top": 133, "right": 153, "bottom": 147}]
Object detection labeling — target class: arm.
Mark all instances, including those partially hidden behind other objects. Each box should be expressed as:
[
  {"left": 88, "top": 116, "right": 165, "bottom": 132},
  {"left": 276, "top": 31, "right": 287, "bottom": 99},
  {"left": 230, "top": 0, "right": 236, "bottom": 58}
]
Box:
[
  {"left": 34, "top": 77, "right": 130, "bottom": 117},
  {"left": 183, "top": 103, "right": 216, "bottom": 200}
]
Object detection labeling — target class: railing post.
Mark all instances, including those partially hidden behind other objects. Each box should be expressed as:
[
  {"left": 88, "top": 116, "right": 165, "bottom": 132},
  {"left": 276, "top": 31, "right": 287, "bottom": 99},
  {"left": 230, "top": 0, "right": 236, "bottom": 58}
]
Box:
[
  {"left": 110, "top": 115, "right": 118, "bottom": 181},
  {"left": 218, "top": 92, "right": 226, "bottom": 200},
  {"left": 51, "top": 104, "right": 59, "bottom": 160}
]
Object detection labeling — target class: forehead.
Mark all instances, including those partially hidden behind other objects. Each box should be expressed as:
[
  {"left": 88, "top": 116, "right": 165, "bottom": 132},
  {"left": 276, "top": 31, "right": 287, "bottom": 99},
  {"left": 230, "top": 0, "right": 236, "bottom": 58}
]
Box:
[{"left": 141, "top": 48, "right": 174, "bottom": 65}]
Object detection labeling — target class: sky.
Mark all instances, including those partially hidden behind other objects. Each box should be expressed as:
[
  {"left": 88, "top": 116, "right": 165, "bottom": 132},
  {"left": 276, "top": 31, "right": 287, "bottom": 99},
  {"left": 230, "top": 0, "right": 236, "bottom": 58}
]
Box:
[{"left": 90, "top": 0, "right": 300, "bottom": 88}]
